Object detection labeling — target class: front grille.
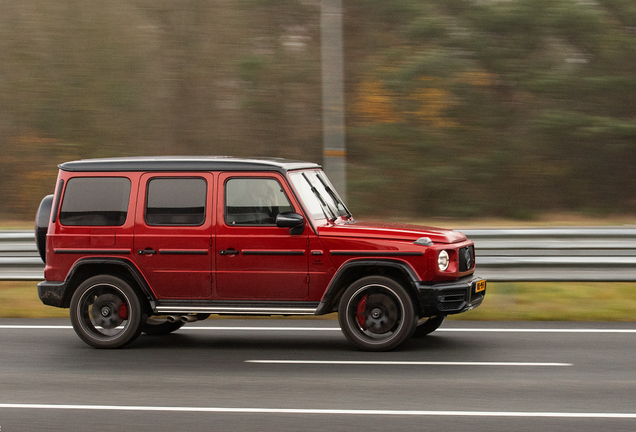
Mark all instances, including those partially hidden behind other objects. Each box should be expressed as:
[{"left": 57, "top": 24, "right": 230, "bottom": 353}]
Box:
[
  {"left": 437, "top": 288, "right": 467, "bottom": 311},
  {"left": 459, "top": 245, "right": 474, "bottom": 272}
]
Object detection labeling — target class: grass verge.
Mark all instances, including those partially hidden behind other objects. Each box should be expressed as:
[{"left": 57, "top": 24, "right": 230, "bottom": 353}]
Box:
[
  {"left": 448, "top": 281, "right": 636, "bottom": 321},
  {"left": 0, "top": 220, "right": 33, "bottom": 230},
  {"left": 2, "top": 281, "right": 636, "bottom": 321},
  {"left": 0, "top": 282, "right": 68, "bottom": 318}
]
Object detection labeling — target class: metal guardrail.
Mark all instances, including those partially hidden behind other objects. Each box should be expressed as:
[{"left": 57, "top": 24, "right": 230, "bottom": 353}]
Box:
[
  {"left": 2, "top": 228, "right": 636, "bottom": 282},
  {"left": 463, "top": 228, "right": 636, "bottom": 282},
  {"left": 0, "top": 230, "right": 44, "bottom": 281}
]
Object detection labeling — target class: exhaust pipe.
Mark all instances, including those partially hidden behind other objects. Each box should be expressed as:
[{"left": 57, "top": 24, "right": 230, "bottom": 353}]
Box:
[
  {"left": 166, "top": 315, "right": 182, "bottom": 323},
  {"left": 180, "top": 315, "right": 199, "bottom": 323}
]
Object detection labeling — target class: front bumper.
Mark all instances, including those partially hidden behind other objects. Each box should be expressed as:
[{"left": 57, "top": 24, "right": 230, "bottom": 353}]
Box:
[{"left": 416, "top": 274, "right": 486, "bottom": 317}]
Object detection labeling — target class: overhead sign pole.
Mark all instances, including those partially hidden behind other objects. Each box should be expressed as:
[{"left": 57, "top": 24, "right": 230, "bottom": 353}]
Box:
[{"left": 320, "top": 0, "right": 347, "bottom": 203}]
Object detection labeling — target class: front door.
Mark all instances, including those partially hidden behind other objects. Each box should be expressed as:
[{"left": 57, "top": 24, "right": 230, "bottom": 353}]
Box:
[
  {"left": 134, "top": 173, "right": 214, "bottom": 299},
  {"left": 215, "top": 173, "right": 309, "bottom": 299}
]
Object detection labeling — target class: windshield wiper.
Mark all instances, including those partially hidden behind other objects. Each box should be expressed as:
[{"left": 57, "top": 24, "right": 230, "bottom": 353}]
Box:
[
  {"left": 302, "top": 173, "right": 337, "bottom": 221},
  {"left": 316, "top": 174, "right": 352, "bottom": 219}
]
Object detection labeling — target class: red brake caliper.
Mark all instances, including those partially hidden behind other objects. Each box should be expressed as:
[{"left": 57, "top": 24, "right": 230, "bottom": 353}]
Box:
[
  {"left": 356, "top": 295, "right": 367, "bottom": 328},
  {"left": 118, "top": 303, "right": 128, "bottom": 320}
]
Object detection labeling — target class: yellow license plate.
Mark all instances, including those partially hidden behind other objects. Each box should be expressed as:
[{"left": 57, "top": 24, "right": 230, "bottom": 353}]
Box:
[{"left": 475, "top": 280, "right": 486, "bottom": 293}]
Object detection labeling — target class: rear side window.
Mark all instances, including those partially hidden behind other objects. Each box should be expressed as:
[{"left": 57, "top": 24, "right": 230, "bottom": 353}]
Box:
[
  {"left": 146, "top": 178, "right": 207, "bottom": 226},
  {"left": 60, "top": 177, "right": 131, "bottom": 226}
]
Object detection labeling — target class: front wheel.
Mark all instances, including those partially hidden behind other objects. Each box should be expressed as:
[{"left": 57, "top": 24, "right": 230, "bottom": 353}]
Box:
[
  {"left": 141, "top": 317, "right": 184, "bottom": 336},
  {"left": 338, "top": 276, "right": 417, "bottom": 351},
  {"left": 70, "top": 275, "right": 144, "bottom": 349}
]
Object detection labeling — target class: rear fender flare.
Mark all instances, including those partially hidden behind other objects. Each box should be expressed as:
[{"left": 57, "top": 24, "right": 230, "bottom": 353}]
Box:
[{"left": 61, "top": 258, "right": 156, "bottom": 311}]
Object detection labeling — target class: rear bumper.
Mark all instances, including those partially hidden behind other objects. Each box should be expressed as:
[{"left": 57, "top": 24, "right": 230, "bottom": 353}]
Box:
[
  {"left": 37, "top": 280, "right": 68, "bottom": 308},
  {"left": 416, "top": 274, "right": 486, "bottom": 317}
]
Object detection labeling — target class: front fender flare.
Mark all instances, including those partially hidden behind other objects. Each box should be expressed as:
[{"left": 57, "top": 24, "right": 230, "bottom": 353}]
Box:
[{"left": 315, "top": 259, "right": 421, "bottom": 315}]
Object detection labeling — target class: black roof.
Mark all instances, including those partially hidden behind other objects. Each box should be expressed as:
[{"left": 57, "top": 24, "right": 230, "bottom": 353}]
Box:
[{"left": 59, "top": 156, "right": 321, "bottom": 173}]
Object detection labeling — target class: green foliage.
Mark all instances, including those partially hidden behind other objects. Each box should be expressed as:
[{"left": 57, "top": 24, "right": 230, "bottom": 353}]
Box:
[
  {"left": 348, "top": 0, "right": 636, "bottom": 219},
  {"left": 0, "top": 0, "right": 322, "bottom": 217},
  {"left": 0, "top": 0, "right": 635, "bottom": 220}
]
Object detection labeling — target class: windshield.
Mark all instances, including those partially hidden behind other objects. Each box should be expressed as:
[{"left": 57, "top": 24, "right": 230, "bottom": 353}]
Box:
[{"left": 289, "top": 170, "right": 351, "bottom": 221}]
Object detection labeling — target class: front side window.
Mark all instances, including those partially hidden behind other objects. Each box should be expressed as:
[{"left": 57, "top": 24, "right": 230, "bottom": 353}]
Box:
[
  {"left": 146, "top": 178, "right": 207, "bottom": 226},
  {"left": 60, "top": 177, "right": 131, "bottom": 226},
  {"left": 225, "top": 178, "right": 293, "bottom": 225}
]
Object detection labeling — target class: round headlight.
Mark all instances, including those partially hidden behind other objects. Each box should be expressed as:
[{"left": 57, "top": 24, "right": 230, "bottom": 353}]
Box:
[{"left": 438, "top": 250, "right": 449, "bottom": 271}]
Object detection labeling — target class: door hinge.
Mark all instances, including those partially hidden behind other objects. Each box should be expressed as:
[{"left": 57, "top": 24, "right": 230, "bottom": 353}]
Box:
[{"left": 307, "top": 274, "right": 310, "bottom": 283}]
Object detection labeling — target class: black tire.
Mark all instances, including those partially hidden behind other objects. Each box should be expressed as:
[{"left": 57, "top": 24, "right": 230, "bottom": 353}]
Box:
[
  {"left": 413, "top": 316, "right": 445, "bottom": 338},
  {"left": 141, "top": 317, "right": 185, "bottom": 336},
  {"left": 70, "top": 275, "right": 144, "bottom": 349},
  {"left": 338, "top": 276, "right": 417, "bottom": 351}
]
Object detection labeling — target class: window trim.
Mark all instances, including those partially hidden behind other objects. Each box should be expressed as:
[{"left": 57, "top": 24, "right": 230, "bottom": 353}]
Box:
[
  {"left": 59, "top": 176, "right": 131, "bottom": 227},
  {"left": 223, "top": 176, "right": 294, "bottom": 227},
  {"left": 144, "top": 176, "right": 208, "bottom": 227}
]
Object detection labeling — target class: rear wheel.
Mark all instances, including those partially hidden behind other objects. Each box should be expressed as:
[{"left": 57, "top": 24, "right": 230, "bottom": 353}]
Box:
[
  {"left": 70, "top": 275, "right": 144, "bottom": 349},
  {"left": 338, "top": 276, "right": 417, "bottom": 351},
  {"left": 413, "top": 316, "right": 445, "bottom": 337}
]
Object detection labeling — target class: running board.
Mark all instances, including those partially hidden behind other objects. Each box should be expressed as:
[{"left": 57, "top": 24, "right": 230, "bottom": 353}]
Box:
[{"left": 154, "top": 300, "right": 320, "bottom": 316}]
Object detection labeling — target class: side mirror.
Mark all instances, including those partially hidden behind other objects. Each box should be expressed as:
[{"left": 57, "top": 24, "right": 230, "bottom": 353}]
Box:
[{"left": 276, "top": 212, "right": 305, "bottom": 235}]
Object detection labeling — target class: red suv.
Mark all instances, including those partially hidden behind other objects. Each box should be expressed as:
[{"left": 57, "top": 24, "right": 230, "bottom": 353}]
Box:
[{"left": 35, "top": 157, "right": 485, "bottom": 351}]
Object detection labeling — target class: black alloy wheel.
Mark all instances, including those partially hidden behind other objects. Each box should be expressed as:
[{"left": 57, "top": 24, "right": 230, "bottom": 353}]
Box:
[
  {"left": 338, "top": 276, "right": 417, "bottom": 351},
  {"left": 70, "top": 275, "right": 144, "bottom": 349}
]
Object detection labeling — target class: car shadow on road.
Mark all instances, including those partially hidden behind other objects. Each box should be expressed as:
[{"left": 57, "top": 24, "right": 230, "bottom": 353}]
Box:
[{"left": 128, "top": 328, "right": 484, "bottom": 354}]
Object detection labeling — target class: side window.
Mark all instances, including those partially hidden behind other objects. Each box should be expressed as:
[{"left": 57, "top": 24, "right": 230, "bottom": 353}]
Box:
[
  {"left": 225, "top": 178, "right": 293, "bottom": 225},
  {"left": 146, "top": 178, "right": 207, "bottom": 226},
  {"left": 60, "top": 177, "right": 131, "bottom": 226}
]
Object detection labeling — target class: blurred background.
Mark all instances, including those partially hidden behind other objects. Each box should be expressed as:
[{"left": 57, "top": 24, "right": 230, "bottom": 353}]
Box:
[{"left": 1, "top": 0, "right": 635, "bottom": 222}]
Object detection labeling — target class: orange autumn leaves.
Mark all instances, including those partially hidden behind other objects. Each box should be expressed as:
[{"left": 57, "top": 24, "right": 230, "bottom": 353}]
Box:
[{"left": 354, "top": 70, "right": 495, "bottom": 128}]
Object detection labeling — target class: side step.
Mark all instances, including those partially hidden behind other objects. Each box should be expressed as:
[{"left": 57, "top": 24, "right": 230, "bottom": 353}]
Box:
[{"left": 154, "top": 300, "right": 320, "bottom": 316}]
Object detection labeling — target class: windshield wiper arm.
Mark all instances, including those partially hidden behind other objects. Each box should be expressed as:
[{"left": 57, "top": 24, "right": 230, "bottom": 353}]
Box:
[
  {"left": 302, "top": 173, "right": 337, "bottom": 221},
  {"left": 316, "top": 175, "right": 352, "bottom": 218}
]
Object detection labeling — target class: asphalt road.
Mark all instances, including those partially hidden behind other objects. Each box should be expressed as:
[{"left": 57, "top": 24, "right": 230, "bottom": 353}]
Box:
[{"left": 0, "top": 318, "right": 635, "bottom": 432}]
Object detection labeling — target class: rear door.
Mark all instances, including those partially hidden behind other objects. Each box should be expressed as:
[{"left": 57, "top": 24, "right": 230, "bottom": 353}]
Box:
[
  {"left": 134, "top": 173, "right": 214, "bottom": 299},
  {"left": 215, "top": 172, "right": 309, "bottom": 299}
]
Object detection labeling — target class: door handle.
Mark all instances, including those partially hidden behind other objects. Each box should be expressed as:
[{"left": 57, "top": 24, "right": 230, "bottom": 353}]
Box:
[
  {"left": 219, "top": 249, "right": 239, "bottom": 256},
  {"left": 138, "top": 248, "right": 157, "bottom": 255}
]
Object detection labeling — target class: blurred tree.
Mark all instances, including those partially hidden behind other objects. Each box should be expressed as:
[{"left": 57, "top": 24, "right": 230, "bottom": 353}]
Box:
[
  {"left": 346, "top": 0, "right": 636, "bottom": 219},
  {"left": 0, "top": 0, "right": 635, "bottom": 220},
  {"left": 0, "top": 0, "right": 323, "bottom": 218}
]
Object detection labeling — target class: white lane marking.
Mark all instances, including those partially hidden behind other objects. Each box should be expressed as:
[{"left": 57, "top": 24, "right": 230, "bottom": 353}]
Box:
[
  {"left": 181, "top": 326, "right": 341, "bottom": 331},
  {"left": 0, "top": 325, "right": 635, "bottom": 333},
  {"left": 245, "top": 360, "right": 572, "bottom": 366},
  {"left": 0, "top": 325, "right": 73, "bottom": 329},
  {"left": 0, "top": 403, "right": 634, "bottom": 418},
  {"left": 438, "top": 328, "right": 636, "bottom": 333},
  {"left": 181, "top": 327, "right": 636, "bottom": 333}
]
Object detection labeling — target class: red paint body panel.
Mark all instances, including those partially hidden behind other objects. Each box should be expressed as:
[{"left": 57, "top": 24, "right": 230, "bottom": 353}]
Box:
[
  {"left": 317, "top": 222, "right": 467, "bottom": 244},
  {"left": 215, "top": 172, "right": 311, "bottom": 300},
  {"left": 39, "top": 157, "right": 481, "bottom": 313},
  {"left": 44, "top": 171, "right": 138, "bottom": 282},
  {"left": 132, "top": 173, "right": 214, "bottom": 299}
]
